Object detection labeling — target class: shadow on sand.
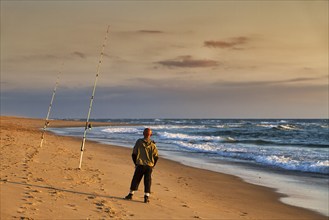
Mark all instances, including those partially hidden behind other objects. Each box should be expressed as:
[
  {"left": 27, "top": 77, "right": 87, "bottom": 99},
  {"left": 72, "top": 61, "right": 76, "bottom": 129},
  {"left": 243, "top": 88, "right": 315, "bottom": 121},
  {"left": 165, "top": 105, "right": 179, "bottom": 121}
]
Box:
[{"left": 0, "top": 179, "right": 144, "bottom": 204}]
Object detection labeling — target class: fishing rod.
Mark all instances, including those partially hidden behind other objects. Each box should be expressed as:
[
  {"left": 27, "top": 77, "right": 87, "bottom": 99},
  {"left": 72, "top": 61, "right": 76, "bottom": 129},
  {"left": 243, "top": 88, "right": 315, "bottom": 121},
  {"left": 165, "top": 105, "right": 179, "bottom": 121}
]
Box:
[
  {"left": 78, "top": 25, "right": 110, "bottom": 169},
  {"left": 40, "top": 64, "right": 63, "bottom": 148}
]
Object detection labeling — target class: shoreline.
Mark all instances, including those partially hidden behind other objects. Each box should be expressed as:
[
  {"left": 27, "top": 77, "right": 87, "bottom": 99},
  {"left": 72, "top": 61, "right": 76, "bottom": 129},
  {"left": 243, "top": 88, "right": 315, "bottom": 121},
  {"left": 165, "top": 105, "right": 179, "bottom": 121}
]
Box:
[
  {"left": 49, "top": 122, "right": 329, "bottom": 216},
  {"left": 73, "top": 139, "right": 329, "bottom": 217},
  {"left": 161, "top": 150, "right": 329, "bottom": 217},
  {"left": 1, "top": 116, "right": 326, "bottom": 219}
]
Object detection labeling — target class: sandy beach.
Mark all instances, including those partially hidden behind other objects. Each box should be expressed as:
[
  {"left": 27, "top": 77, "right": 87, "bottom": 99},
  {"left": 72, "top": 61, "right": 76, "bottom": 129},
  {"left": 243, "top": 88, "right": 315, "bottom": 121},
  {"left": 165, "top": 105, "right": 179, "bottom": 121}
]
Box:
[{"left": 0, "top": 116, "right": 326, "bottom": 219}]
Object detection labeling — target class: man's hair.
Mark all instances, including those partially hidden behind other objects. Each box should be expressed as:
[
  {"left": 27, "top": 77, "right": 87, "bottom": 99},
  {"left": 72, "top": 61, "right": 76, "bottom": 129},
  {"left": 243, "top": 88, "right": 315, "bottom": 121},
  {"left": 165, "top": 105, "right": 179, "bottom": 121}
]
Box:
[{"left": 143, "top": 128, "right": 152, "bottom": 136}]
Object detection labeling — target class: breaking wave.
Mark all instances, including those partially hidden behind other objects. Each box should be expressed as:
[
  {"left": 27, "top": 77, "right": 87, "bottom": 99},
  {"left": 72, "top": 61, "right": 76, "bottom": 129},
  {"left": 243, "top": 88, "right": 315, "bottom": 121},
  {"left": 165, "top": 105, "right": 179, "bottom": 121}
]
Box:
[{"left": 49, "top": 119, "right": 329, "bottom": 175}]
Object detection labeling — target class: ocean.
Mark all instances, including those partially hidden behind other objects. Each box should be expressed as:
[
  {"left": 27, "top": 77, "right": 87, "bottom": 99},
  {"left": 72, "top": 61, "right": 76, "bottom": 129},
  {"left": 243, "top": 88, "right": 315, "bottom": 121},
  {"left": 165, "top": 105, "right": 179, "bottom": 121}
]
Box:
[{"left": 49, "top": 119, "right": 329, "bottom": 216}]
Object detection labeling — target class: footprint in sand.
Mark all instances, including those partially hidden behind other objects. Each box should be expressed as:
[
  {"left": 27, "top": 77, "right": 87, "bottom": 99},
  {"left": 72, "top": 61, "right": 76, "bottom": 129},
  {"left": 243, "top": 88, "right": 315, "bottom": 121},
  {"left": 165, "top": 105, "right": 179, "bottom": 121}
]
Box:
[
  {"left": 94, "top": 201, "right": 105, "bottom": 208},
  {"left": 94, "top": 199, "right": 112, "bottom": 213},
  {"left": 94, "top": 200, "right": 115, "bottom": 218},
  {"left": 66, "top": 204, "right": 78, "bottom": 211},
  {"left": 240, "top": 211, "right": 248, "bottom": 216},
  {"left": 24, "top": 192, "right": 34, "bottom": 199},
  {"left": 49, "top": 190, "right": 64, "bottom": 199},
  {"left": 18, "top": 205, "right": 28, "bottom": 212},
  {"left": 17, "top": 208, "right": 25, "bottom": 214},
  {"left": 35, "top": 177, "right": 44, "bottom": 182},
  {"left": 104, "top": 207, "right": 111, "bottom": 213}
]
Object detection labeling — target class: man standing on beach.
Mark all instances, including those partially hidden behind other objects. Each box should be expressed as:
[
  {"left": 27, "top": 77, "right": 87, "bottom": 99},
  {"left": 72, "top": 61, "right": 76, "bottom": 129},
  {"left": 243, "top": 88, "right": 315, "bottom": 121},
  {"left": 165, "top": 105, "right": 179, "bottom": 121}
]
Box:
[{"left": 124, "top": 128, "right": 159, "bottom": 203}]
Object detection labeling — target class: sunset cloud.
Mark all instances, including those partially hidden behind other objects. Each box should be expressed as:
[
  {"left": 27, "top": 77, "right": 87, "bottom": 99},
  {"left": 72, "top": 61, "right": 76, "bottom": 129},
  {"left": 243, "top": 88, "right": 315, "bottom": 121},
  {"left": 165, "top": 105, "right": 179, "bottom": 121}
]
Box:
[
  {"left": 137, "top": 30, "right": 165, "bottom": 34},
  {"left": 204, "top": 36, "right": 249, "bottom": 49},
  {"left": 156, "top": 55, "right": 219, "bottom": 68},
  {"left": 72, "top": 51, "right": 86, "bottom": 59},
  {"left": 215, "top": 76, "right": 326, "bottom": 87},
  {"left": 5, "top": 54, "right": 59, "bottom": 63}
]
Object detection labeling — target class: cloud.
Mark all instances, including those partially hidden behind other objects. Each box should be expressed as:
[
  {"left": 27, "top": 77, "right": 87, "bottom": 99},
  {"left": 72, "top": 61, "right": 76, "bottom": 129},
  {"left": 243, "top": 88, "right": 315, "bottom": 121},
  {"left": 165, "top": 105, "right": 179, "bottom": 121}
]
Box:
[
  {"left": 0, "top": 81, "right": 9, "bottom": 86},
  {"left": 72, "top": 51, "right": 86, "bottom": 59},
  {"left": 204, "top": 36, "right": 249, "bottom": 49},
  {"left": 156, "top": 55, "right": 219, "bottom": 68},
  {"left": 285, "top": 77, "right": 318, "bottom": 83},
  {"left": 5, "top": 51, "right": 90, "bottom": 63},
  {"left": 5, "top": 54, "right": 60, "bottom": 62},
  {"left": 137, "top": 30, "right": 165, "bottom": 34},
  {"left": 215, "top": 76, "right": 326, "bottom": 87}
]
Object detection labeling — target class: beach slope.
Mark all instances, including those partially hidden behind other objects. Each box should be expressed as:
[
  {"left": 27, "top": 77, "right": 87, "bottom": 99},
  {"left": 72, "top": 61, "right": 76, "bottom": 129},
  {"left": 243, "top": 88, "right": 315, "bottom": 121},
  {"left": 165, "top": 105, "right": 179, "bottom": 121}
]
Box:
[{"left": 0, "top": 116, "right": 326, "bottom": 219}]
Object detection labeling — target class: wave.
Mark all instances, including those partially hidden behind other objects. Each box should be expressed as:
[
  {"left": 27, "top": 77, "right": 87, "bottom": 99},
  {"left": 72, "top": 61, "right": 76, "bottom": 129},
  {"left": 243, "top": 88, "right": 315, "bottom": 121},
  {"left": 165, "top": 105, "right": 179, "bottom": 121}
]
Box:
[
  {"left": 233, "top": 139, "right": 275, "bottom": 145},
  {"left": 50, "top": 119, "right": 329, "bottom": 175},
  {"left": 158, "top": 132, "right": 225, "bottom": 142},
  {"left": 158, "top": 131, "right": 327, "bottom": 148},
  {"left": 276, "top": 124, "right": 299, "bottom": 131},
  {"left": 101, "top": 127, "right": 140, "bottom": 134},
  {"left": 76, "top": 125, "right": 329, "bottom": 149},
  {"left": 257, "top": 124, "right": 299, "bottom": 131},
  {"left": 152, "top": 125, "right": 206, "bottom": 130},
  {"left": 255, "top": 156, "right": 329, "bottom": 174},
  {"left": 211, "top": 124, "right": 244, "bottom": 128},
  {"left": 173, "top": 141, "right": 329, "bottom": 174},
  {"left": 225, "top": 137, "right": 236, "bottom": 142},
  {"left": 231, "top": 139, "right": 328, "bottom": 148}
]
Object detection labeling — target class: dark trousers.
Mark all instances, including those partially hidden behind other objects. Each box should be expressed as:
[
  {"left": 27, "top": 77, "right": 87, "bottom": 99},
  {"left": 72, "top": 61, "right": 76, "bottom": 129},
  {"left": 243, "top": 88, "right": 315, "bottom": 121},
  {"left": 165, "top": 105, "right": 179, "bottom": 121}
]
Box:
[{"left": 130, "top": 165, "right": 153, "bottom": 193}]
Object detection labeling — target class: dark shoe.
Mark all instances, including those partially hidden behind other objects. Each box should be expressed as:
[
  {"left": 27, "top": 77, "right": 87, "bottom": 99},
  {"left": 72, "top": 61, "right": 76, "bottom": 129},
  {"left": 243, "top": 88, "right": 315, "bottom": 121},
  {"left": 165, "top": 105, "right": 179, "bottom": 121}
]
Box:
[
  {"left": 124, "top": 193, "right": 133, "bottom": 200},
  {"left": 144, "top": 195, "right": 149, "bottom": 203}
]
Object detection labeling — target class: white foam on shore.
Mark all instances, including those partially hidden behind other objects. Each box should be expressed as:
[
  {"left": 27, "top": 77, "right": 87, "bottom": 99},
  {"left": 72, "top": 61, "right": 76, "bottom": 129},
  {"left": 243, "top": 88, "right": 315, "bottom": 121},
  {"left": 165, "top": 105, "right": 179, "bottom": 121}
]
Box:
[
  {"left": 49, "top": 125, "right": 329, "bottom": 216},
  {"left": 159, "top": 150, "right": 329, "bottom": 217},
  {"left": 101, "top": 127, "right": 141, "bottom": 133},
  {"left": 158, "top": 132, "right": 225, "bottom": 142}
]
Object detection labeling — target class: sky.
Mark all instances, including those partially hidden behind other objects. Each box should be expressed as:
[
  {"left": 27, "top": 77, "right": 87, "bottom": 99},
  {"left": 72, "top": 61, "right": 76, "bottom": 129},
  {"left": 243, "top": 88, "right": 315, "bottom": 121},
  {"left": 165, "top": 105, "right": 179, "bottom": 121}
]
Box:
[{"left": 1, "top": 0, "right": 328, "bottom": 119}]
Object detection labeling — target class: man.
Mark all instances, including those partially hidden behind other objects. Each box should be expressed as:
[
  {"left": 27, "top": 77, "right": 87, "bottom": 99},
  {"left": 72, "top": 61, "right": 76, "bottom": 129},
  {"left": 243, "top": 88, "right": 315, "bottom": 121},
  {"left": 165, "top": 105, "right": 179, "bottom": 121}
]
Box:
[{"left": 124, "top": 128, "right": 159, "bottom": 203}]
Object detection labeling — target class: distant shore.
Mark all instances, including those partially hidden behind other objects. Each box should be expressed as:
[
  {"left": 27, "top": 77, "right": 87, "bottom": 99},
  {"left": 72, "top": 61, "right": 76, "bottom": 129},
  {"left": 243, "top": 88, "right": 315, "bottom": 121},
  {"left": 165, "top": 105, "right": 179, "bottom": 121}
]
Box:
[{"left": 0, "top": 116, "right": 326, "bottom": 219}]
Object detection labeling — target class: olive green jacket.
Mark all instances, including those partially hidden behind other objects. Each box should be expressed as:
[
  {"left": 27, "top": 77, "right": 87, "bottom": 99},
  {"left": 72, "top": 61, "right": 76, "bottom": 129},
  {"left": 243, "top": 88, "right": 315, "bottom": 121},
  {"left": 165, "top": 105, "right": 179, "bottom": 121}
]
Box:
[{"left": 132, "top": 138, "right": 159, "bottom": 167}]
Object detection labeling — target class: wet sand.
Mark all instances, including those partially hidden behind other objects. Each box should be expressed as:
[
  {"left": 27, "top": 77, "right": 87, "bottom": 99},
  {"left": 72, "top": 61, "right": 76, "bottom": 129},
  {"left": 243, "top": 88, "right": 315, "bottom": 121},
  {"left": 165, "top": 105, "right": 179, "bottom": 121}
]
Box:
[{"left": 0, "top": 116, "right": 326, "bottom": 219}]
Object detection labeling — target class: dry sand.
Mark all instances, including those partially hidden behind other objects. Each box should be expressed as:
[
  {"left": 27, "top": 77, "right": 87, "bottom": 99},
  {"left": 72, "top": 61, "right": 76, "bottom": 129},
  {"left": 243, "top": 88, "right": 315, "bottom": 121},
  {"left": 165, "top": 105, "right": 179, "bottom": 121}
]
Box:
[{"left": 0, "top": 116, "right": 326, "bottom": 219}]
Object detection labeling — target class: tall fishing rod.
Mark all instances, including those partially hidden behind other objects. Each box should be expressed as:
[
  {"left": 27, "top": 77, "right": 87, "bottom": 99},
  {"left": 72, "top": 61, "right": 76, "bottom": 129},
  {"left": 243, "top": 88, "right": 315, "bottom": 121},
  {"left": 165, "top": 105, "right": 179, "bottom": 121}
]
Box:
[
  {"left": 40, "top": 64, "right": 63, "bottom": 148},
  {"left": 79, "top": 25, "right": 110, "bottom": 169}
]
